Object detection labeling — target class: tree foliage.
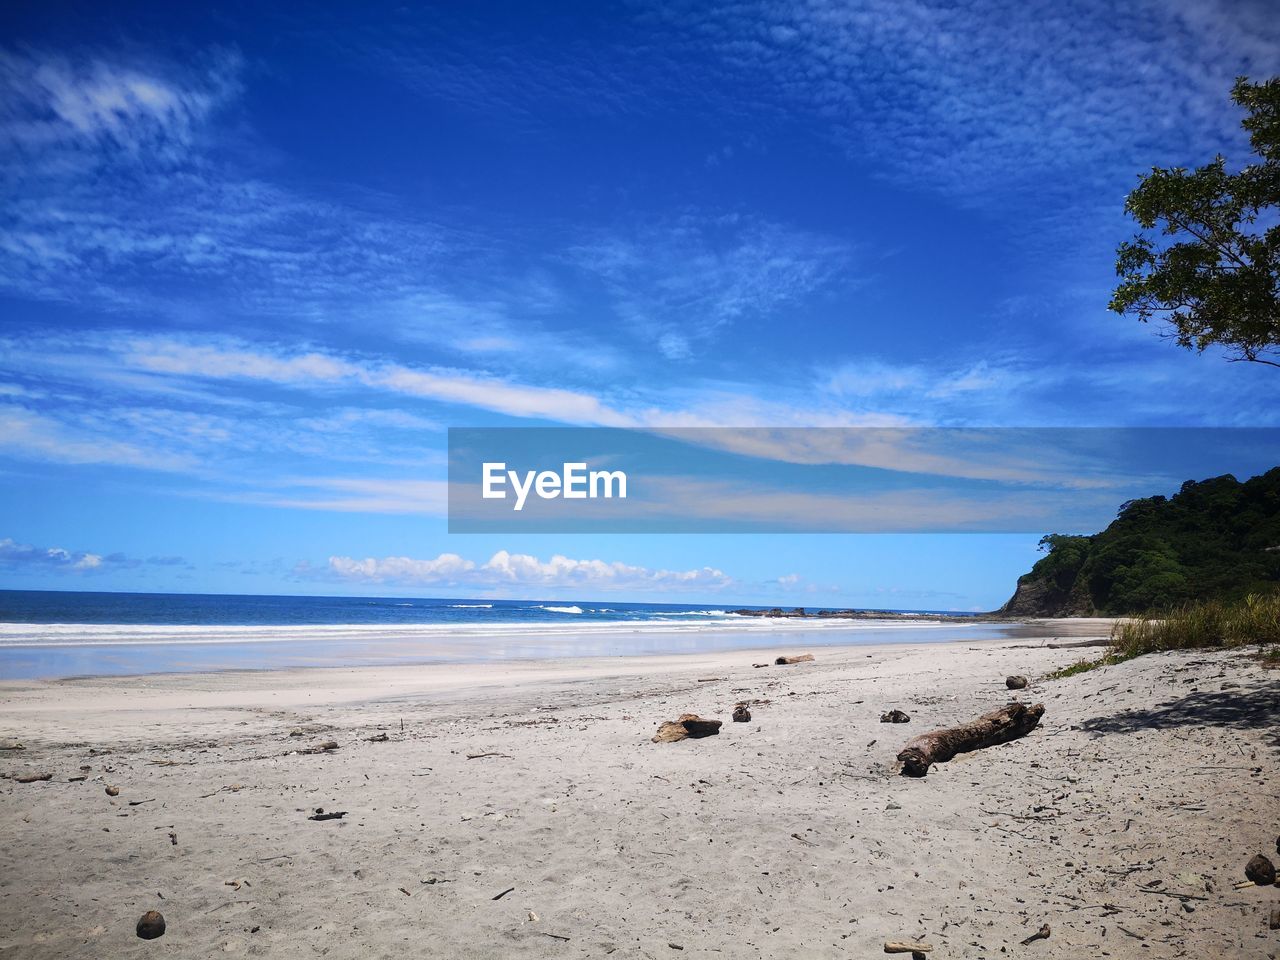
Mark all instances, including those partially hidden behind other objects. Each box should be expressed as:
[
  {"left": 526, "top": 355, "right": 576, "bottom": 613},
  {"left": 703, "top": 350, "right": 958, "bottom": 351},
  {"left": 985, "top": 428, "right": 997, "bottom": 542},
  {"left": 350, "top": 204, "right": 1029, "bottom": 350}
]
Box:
[
  {"left": 1111, "top": 77, "right": 1280, "bottom": 368},
  {"left": 1011, "top": 468, "right": 1280, "bottom": 615}
]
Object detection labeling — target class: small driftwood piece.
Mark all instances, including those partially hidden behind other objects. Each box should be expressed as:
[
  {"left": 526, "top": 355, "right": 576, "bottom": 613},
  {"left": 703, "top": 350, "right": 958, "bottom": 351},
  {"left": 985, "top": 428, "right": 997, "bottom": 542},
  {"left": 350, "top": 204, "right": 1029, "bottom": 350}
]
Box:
[
  {"left": 0, "top": 741, "right": 25, "bottom": 751},
  {"left": 299, "top": 741, "right": 339, "bottom": 754},
  {"left": 732, "top": 704, "right": 751, "bottom": 722},
  {"left": 652, "top": 714, "right": 722, "bottom": 743},
  {"left": 1020, "top": 923, "right": 1050, "bottom": 945},
  {"left": 775, "top": 654, "right": 814, "bottom": 665},
  {"left": 897, "top": 702, "right": 1044, "bottom": 777},
  {"left": 308, "top": 810, "right": 347, "bottom": 821},
  {"left": 880, "top": 710, "right": 911, "bottom": 724},
  {"left": 1269, "top": 906, "right": 1280, "bottom": 930},
  {"left": 884, "top": 941, "right": 932, "bottom": 954},
  {"left": 15, "top": 772, "right": 52, "bottom": 783},
  {"left": 1006, "top": 675, "right": 1029, "bottom": 690}
]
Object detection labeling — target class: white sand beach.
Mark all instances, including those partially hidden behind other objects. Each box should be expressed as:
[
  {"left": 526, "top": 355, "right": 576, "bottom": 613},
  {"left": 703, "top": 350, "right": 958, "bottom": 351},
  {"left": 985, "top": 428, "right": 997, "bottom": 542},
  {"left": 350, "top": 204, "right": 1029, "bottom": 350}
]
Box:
[{"left": 1, "top": 624, "right": 1277, "bottom": 959}]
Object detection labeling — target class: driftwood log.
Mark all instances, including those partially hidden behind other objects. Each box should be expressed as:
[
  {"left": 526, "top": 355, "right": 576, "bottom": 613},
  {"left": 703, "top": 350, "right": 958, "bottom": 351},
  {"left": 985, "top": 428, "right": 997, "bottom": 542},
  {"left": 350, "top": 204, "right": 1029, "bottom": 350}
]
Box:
[
  {"left": 897, "top": 702, "right": 1044, "bottom": 777},
  {"left": 884, "top": 941, "right": 932, "bottom": 954},
  {"left": 775, "top": 654, "right": 814, "bottom": 665},
  {"left": 15, "top": 772, "right": 52, "bottom": 783},
  {"left": 653, "top": 714, "right": 723, "bottom": 743}
]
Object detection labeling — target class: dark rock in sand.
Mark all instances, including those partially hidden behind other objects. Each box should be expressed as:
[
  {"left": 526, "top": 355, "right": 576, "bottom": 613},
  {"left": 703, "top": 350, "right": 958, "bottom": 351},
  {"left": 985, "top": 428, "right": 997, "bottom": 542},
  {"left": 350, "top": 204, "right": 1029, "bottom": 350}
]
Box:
[
  {"left": 1245, "top": 853, "right": 1276, "bottom": 885},
  {"left": 880, "top": 710, "right": 911, "bottom": 723},
  {"left": 136, "top": 910, "right": 165, "bottom": 940},
  {"left": 1006, "top": 675, "right": 1029, "bottom": 690},
  {"left": 732, "top": 704, "right": 751, "bottom": 722}
]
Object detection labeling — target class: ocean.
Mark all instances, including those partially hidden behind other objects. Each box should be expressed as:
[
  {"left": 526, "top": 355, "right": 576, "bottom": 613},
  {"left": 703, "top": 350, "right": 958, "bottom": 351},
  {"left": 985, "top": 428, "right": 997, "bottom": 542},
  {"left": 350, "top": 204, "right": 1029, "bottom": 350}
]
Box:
[{"left": 0, "top": 589, "right": 1011, "bottom": 679}]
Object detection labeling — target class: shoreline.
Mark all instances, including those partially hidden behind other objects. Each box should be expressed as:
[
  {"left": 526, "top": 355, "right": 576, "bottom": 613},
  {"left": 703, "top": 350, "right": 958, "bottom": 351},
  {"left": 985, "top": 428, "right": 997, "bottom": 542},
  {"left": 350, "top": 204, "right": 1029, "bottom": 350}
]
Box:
[{"left": 0, "top": 616, "right": 1119, "bottom": 683}]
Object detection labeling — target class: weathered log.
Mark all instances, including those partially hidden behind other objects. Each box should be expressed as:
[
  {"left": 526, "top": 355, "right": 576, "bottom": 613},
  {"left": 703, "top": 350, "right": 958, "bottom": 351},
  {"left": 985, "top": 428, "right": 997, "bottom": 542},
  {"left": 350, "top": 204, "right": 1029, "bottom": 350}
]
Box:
[
  {"left": 775, "top": 654, "right": 814, "bottom": 665},
  {"left": 897, "top": 701, "right": 1045, "bottom": 777},
  {"left": 880, "top": 709, "right": 911, "bottom": 724},
  {"left": 1005, "top": 675, "right": 1029, "bottom": 689},
  {"left": 15, "top": 772, "right": 51, "bottom": 783},
  {"left": 884, "top": 941, "right": 932, "bottom": 954},
  {"left": 652, "top": 714, "right": 722, "bottom": 742}
]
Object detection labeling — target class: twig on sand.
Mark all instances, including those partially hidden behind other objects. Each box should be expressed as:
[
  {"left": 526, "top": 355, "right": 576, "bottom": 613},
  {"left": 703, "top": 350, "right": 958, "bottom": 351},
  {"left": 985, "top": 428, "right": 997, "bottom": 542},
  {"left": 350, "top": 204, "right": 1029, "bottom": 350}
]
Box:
[
  {"left": 492, "top": 887, "right": 516, "bottom": 901},
  {"left": 1140, "top": 889, "right": 1207, "bottom": 902},
  {"left": 467, "top": 752, "right": 513, "bottom": 760},
  {"left": 1020, "top": 924, "right": 1051, "bottom": 945},
  {"left": 540, "top": 932, "right": 571, "bottom": 941}
]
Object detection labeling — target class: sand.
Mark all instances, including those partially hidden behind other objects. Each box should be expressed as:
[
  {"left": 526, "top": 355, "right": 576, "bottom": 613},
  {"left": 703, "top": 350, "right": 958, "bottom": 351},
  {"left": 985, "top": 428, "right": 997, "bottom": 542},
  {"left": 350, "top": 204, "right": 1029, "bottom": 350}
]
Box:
[{"left": 1, "top": 623, "right": 1277, "bottom": 958}]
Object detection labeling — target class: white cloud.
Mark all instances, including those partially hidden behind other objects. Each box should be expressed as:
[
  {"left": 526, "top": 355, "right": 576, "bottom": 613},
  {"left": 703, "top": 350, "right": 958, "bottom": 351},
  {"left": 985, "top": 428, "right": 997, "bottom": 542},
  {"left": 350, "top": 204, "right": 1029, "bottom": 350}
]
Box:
[
  {"left": 568, "top": 214, "right": 854, "bottom": 359},
  {"left": 661, "top": 0, "right": 1280, "bottom": 202},
  {"left": 0, "top": 48, "right": 239, "bottom": 162},
  {"left": 0, "top": 536, "right": 103, "bottom": 571},
  {"left": 324, "top": 548, "right": 734, "bottom": 591}
]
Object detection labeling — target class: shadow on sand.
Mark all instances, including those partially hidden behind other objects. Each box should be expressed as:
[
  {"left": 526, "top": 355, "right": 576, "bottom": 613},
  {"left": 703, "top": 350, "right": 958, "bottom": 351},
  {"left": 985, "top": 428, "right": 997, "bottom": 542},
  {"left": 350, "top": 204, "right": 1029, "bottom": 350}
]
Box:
[{"left": 1079, "top": 678, "right": 1280, "bottom": 752}]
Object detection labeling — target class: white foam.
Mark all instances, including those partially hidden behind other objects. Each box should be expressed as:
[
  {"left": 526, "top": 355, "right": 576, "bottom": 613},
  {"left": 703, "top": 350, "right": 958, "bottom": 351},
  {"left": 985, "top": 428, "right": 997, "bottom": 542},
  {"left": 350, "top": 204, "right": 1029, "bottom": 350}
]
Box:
[{"left": 0, "top": 616, "right": 957, "bottom": 648}]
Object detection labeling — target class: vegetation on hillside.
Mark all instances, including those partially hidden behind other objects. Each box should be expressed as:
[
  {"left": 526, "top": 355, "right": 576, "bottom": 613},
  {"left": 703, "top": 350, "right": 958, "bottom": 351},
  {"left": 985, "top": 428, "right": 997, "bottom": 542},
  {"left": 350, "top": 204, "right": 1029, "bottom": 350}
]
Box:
[{"left": 1002, "top": 467, "right": 1280, "bottom": 616}]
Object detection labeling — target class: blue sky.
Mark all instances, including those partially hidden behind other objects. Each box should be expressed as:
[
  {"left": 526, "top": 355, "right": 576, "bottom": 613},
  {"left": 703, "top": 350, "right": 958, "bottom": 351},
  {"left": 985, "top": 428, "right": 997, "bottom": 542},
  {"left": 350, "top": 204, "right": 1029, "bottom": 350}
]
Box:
[{"left": 1, "top": 0, "right": 1278, "bottom": 610}]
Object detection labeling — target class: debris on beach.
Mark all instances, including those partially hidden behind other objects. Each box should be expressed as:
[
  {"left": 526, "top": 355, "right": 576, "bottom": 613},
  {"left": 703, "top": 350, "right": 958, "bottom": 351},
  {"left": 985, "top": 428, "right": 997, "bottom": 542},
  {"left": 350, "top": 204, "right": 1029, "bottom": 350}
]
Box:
[
  {"left": 896, "top": 701, "right": 1045, "bottom": 777},
  {"left": 297, "top": 741, "right": 339, "bottom": 755},
  {"left": 1005, "top": 675, "right": 1029, "bottom": 689},
  {"left": 14, "top": 772, "right": 52, "bottom": 783},
  {"left": 105, "top": 785, "right": 120, "bottom": 796},
  {"left": 1269, "top": 906, "right": 1280, "bottom": 930},
  {"left": 883, "top": 939, "right": 931, "bottom": 955},
  {"left": 365, "top": 732, "right": 389, "bottom": 742},
  {"left": 652, "top": 714, "right": 722, "bottom": 743},
  {"left": 0, "top": 740, "right": 25, "bottom": 751},
  {"left": 308, "top": 809, "right": 347, "bottom": 821},
  {"left": 1020, "top": 923, "right": 1051, "bottom": 945},
  {"left": 775, "top": 654, "right": 814, "bottom": 665},
  {"left": 880, "top": 710, "right": 911, "bottom": 723},
  {"left": 135, "top": 910, "right": 165, "bottom": 940},
  {"left": 1244, "top": 853, "right": 1275, "bottom": 885},
  {"left": 732, "top": 704, "right": 751, "bottom": 722}
]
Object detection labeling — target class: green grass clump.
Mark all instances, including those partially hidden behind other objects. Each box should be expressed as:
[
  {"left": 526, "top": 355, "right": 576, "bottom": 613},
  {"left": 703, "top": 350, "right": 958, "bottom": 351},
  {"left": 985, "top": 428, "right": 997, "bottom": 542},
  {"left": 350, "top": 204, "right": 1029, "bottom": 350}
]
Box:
[
  {"left": 1043, "top": 592, "right": 1278, "bottom": 681},
  {"left": 1044, "top": 657, "right": 1110, "bottom": 679},
  {"left": 1110, "top": 591, "right": 1280, "bottom": 658}
]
